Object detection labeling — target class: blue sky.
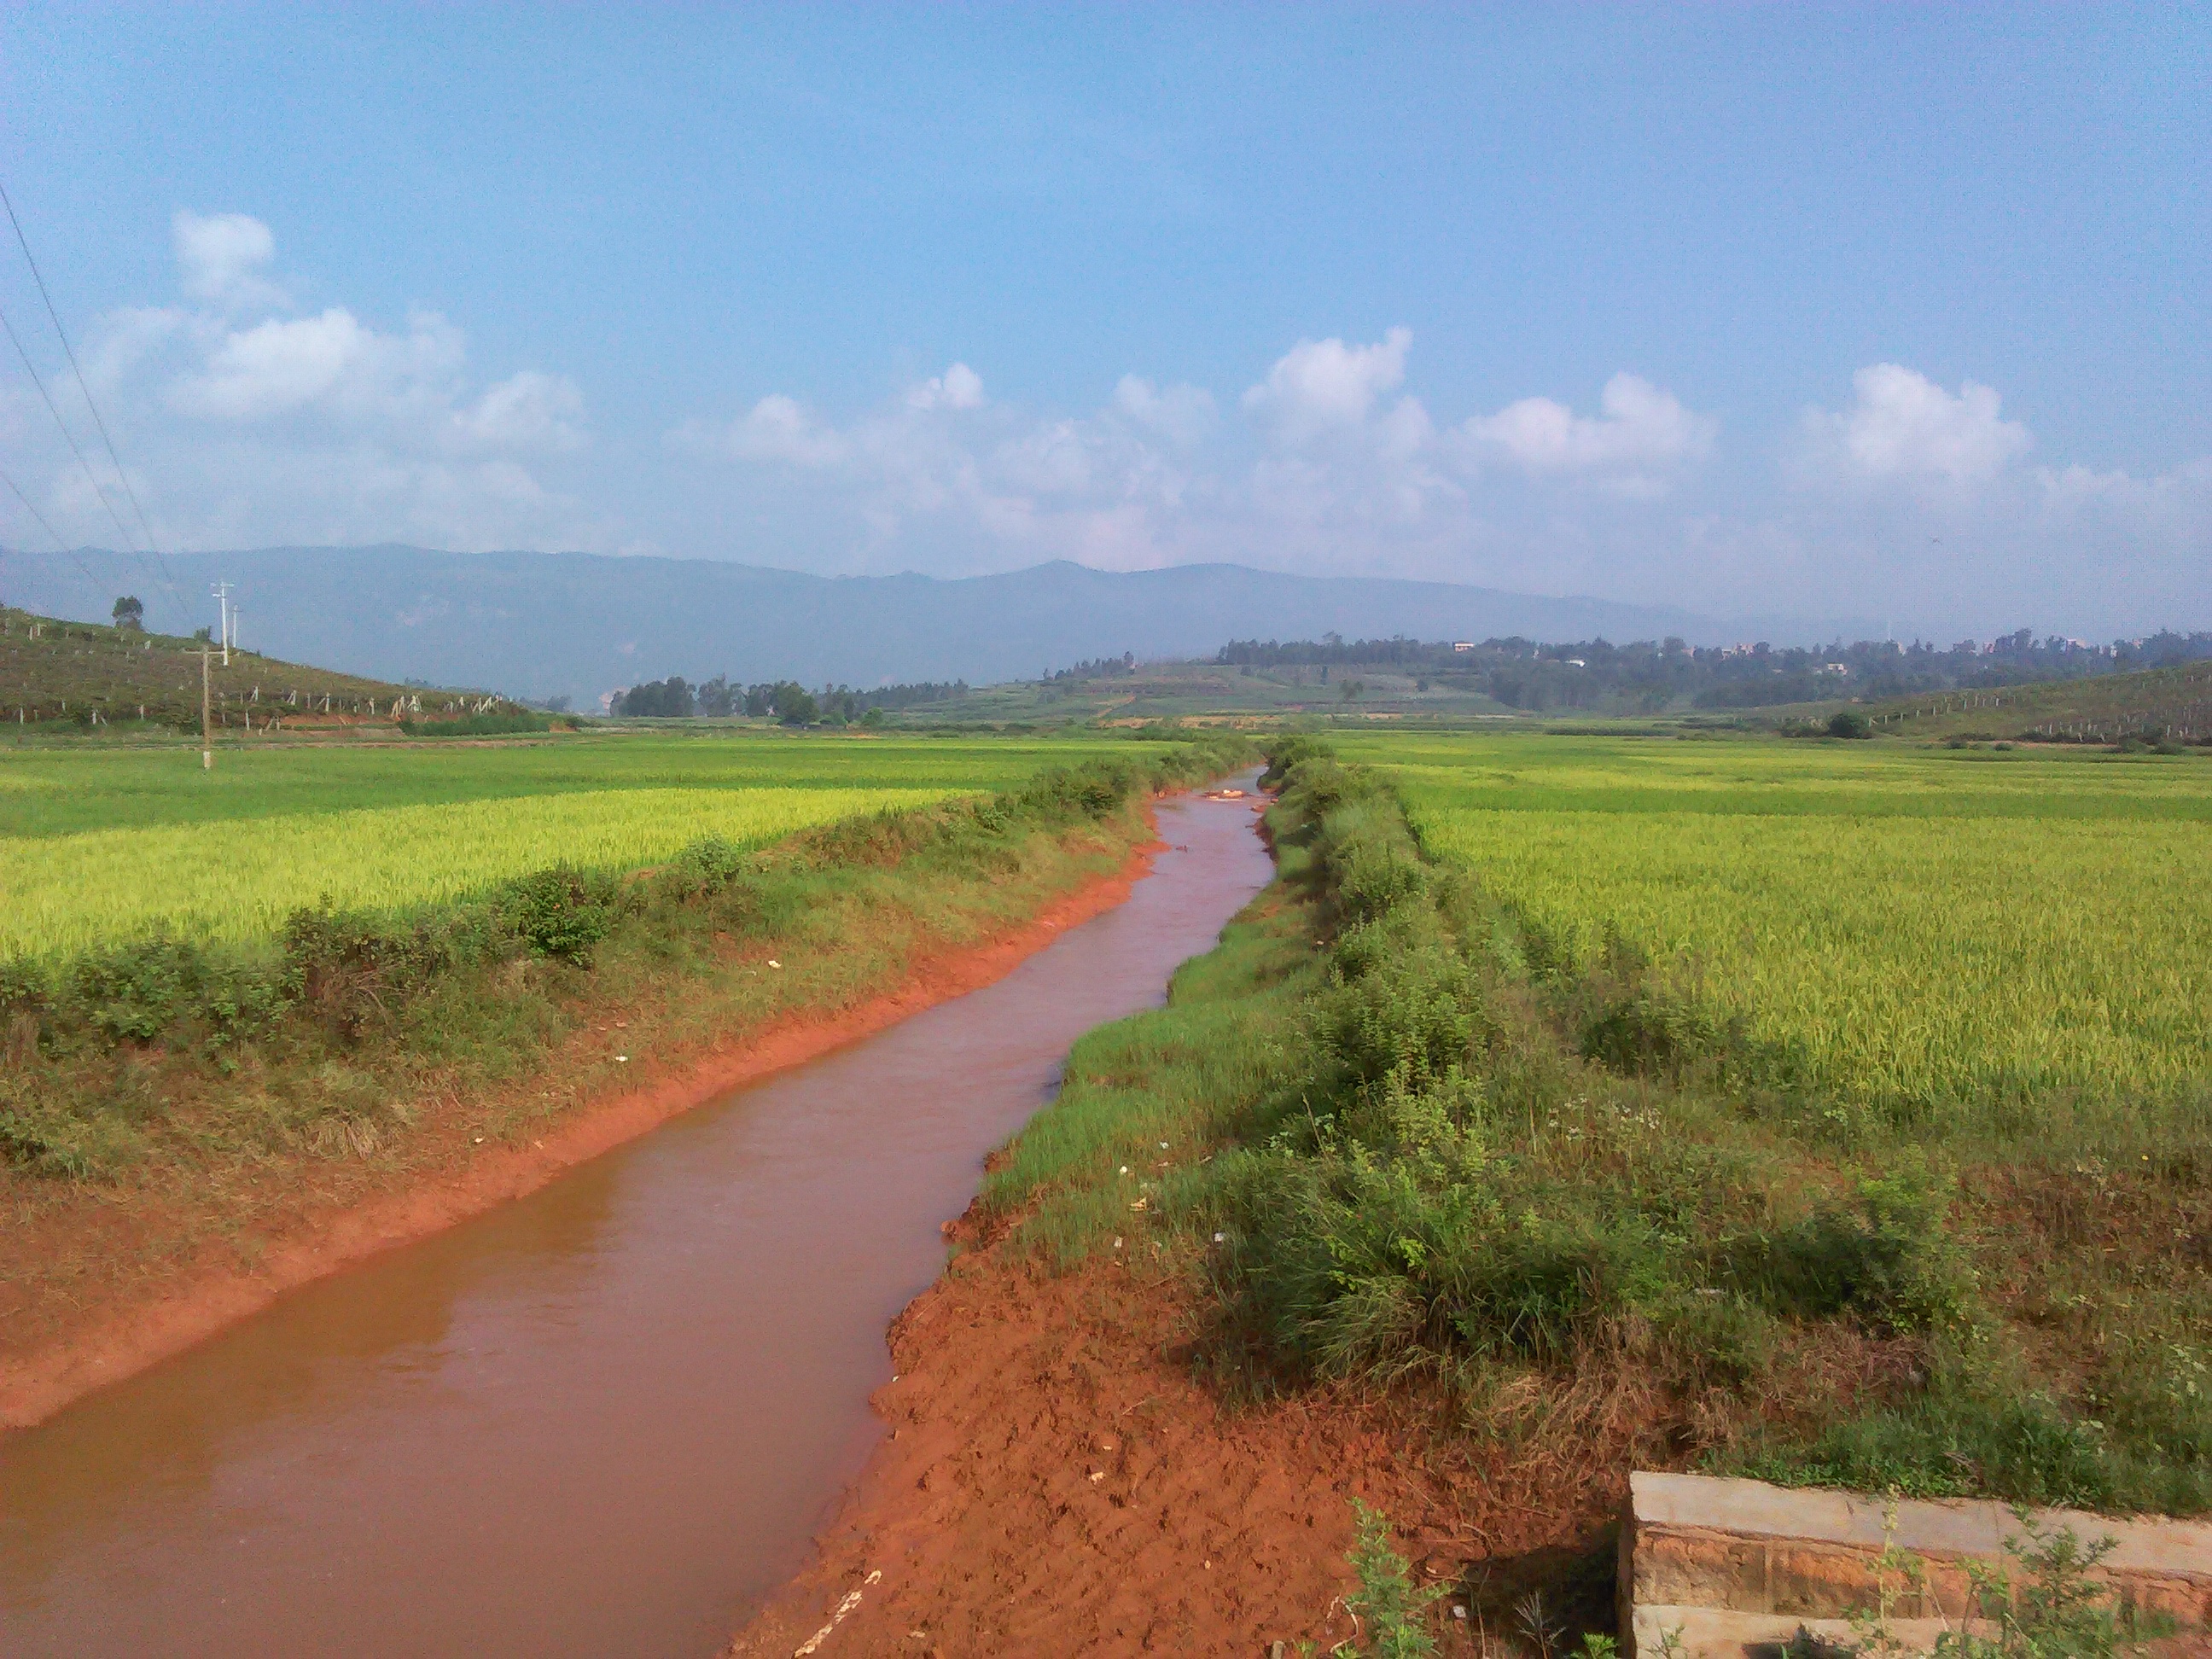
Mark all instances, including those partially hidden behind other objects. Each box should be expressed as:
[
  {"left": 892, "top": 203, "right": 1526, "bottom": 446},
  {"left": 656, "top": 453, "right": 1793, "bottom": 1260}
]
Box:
[{"left": 3, "top": 5, "right": 2206, "bottom": 637}]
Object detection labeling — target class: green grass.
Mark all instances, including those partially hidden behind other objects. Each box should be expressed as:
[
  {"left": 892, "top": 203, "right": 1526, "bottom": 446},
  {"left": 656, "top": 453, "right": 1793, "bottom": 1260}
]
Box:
[
  {"left": 1330, "top": 731, "right": 2212, "bottom": 1114},
  {"left": 976, "top": 858, "right": 1320, "bottom": 1270},
  {"left": 0, "top": 731, "right": 1123, "bottom": 837},
  {"left": 0, "top": 731, "right": 1133, "bottom": 958},
  {"left": 972, "top": 737, "right": 2212, "bottom": 1529}
]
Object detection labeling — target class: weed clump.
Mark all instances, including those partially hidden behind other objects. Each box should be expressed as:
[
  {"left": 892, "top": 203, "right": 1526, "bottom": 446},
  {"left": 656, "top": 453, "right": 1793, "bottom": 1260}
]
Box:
[{"left": 1345, "top": 1499, "right": 1448, "bottom": 1656}]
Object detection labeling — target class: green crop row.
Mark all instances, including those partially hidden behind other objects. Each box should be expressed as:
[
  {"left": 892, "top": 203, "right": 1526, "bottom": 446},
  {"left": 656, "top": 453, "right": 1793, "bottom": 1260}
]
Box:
[
  {"left": 0, "top": 731, "right": 1155, "bottom": 960},
  {"left": 2, "top": 786, "right": 953, "bottom": 958},
  {"left": 1333, "top": 731, "right": 2212, "bottom": 1115}
]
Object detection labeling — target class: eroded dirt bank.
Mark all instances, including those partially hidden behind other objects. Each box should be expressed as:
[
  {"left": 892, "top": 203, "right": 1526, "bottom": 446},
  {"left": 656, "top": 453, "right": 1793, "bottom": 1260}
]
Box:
[
  {"left": 0, "top": 832, "right": 1162, "bottom": 1432},
  {"left": 728, "top": 1212, "right": 1618, "bottom": 1659}
]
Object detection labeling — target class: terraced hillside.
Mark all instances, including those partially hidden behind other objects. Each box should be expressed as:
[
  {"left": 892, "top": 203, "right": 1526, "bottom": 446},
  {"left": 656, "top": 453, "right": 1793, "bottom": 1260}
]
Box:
[
  {"left": 0, "top": 607, "right": 515, "bottom": 733},
  {"left": 1866, "top": 657, "right": 2212, "bottom": 743}
]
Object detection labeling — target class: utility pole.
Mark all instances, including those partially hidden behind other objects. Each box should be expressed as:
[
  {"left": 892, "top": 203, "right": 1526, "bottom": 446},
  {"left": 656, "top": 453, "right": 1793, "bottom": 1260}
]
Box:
[
  {"left": 201, "top": 646, "right": 212, "bottom": 770},
  {"left": 211, "top": 582, "right": 233, "bottom": 666}
]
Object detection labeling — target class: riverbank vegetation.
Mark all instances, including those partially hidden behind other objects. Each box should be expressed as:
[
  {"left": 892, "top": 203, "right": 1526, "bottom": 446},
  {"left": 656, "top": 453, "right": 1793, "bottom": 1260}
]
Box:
[
  {"left": 981, "top": 734, "right": 2211, "bottom": 1569},
  {"left": 0, "top": 732, "right": 1151, "bottom": 956},
  {"left": 1, "top": 735, "right": 1251, "bottom": 1379}
]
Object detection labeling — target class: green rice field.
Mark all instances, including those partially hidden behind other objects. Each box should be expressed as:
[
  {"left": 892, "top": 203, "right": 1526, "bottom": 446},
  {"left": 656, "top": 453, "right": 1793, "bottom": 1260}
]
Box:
[
  {"left": 1, "top": 732, "right": 1121, "bottom": 958},
  {"left": 1334, "top": 731, "right": 2212, "bottom": 1111}
]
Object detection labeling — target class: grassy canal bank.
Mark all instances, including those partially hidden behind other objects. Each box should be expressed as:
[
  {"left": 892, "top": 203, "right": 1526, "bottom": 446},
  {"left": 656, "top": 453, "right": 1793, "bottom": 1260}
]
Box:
[
  {"left": 760, "top": 736, "right": 2209, "bottom": 1650},
  {"left": 998, "top": 739, "right": 2211, "bottom": 1520},
  {"left": 2, "top": 737, "right": 1252, "bottom": 1423}
]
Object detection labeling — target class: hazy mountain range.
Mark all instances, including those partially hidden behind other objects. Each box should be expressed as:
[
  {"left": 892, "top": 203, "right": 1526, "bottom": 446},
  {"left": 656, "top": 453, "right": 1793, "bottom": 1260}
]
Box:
[{"left": 2, "top": 545, "right": 1868, "bottom": 708}]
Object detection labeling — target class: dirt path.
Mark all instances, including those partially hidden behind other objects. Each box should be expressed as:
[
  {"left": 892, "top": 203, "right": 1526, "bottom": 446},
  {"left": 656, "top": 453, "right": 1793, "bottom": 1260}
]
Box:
[
  {"left": 728, "top": 1206, "right": 1618, "bottom": 1659},
  {"left": 0, "top": 837, "right": 1163, "bottom": 1432}
]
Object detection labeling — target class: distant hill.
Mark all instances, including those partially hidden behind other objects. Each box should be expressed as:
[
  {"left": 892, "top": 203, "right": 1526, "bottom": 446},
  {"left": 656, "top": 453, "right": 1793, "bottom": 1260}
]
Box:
[
  {"left": 0, "top": 604, "right": 521, "bottom": 735},
  {"left": 0, "top": 546, "right": 1861, "bottom": 710}
]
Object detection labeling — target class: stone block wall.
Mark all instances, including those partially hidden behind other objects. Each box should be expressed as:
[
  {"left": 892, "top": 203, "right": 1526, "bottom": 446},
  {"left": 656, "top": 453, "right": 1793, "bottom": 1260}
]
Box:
[{"left": 1620, "top": 1472, "right": 2212, "bottom": 1657}]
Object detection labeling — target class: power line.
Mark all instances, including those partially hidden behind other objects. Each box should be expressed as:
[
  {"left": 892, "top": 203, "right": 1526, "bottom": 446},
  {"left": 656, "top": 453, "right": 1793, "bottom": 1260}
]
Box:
[
  {"left": 0, "top": 298, "right": 186, "bottom": 631},
  {"left": 0, "top": 457, "right": 120, "bottom": 608},
  {"left": 0, "top": 459, "right": 73, "bottom": 552},
  {"left": 0, "top": 300, "right": 142, "bottom": 555},
  {"left": 0, "top": 178, "right": 189, "bottom": 628}
]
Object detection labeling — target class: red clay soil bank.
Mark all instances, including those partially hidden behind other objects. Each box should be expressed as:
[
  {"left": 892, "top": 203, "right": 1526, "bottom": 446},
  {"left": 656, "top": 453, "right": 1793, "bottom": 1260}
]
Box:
[
  {"left": 0, "top": 835, "right": 1164, "bottom": 1432},
  {"left": 728, "top": 1208, "right": 1615, "bottom": 1659}
]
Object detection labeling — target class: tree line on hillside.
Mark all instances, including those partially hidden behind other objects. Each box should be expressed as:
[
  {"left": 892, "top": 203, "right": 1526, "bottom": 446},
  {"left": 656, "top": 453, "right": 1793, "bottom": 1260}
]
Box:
[
  {"left": 1214, "top": 629, "right": 2212, "bottom": 712},
  {"left": 608, "top": 674, "right": 969, "bottom": 722},
  {"left": 1043, "top": 652, "right": 1137, "bottom": 682}
]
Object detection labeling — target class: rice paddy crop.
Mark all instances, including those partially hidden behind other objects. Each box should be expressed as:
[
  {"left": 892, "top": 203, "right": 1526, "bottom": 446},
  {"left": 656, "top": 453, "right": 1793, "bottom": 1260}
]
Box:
[
  {"left": 4, "top": 786, "right": 958, "bottom": 958},
  {"left": 1332, "top": 731, "right": 2212, "bottom": 1110},
  {"left": 2, "top": 732, "right": 1126, "bottom": 958}
]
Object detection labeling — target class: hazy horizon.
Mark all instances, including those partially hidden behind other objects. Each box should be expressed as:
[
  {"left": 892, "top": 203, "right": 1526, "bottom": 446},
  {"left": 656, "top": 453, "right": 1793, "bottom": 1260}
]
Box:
[{"left": 3, "top": 7, "right": 2206, "bottom": 643}]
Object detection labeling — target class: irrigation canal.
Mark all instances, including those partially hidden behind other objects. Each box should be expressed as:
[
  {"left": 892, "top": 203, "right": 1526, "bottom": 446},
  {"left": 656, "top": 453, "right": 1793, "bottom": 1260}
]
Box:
[{"left": 1, "top": 780, "right": 1275, "bottom": 1657}]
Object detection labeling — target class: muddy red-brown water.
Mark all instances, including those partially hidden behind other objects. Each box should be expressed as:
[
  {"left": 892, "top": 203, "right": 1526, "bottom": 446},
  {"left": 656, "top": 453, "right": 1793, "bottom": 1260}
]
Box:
[{"left": 0, "top": 785, "right": 1272, "bottom": 1657}]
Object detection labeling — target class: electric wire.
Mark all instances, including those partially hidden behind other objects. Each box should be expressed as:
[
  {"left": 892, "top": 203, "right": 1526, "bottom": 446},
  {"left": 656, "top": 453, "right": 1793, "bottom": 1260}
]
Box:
[
  {"left": 0, "top": 298, "right": 186, "bottom": 631},
  {"left": 0, "top": 457, "right": 74, "bottom": 553},
  {"left": 0, "top": 299, "right": 143, "bottom": 557},
  {"left": 0, "top": 456, "right": 120, "bottom": 610},
  {"left": 0, "top": 178, "right": 190, "bottom": 628}
]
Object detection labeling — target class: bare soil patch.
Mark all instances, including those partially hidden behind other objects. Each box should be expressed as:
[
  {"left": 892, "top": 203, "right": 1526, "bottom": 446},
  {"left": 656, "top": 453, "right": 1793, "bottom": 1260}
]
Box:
[{"left": 729, "top": 1214, "right": 1623, "bottom": 1659}]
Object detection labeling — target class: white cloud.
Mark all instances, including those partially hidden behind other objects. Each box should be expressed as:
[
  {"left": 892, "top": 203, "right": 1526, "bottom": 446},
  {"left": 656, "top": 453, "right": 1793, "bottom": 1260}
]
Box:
[
  {"left": 1242, "top": 327, "right": 1412, "bottom": 444},
  {"left": 1460, "top": 373, "right": 1715, "bottom": 483},
  {"left": 1803, "top": 363, "right": 2033, "bottom": 485},
  {"left": 172, "top": 211, "right": 286, "bottom": 310},
  {"left": 672, "top": 364, "right": 1222, "bottom": 571},
  {"left": 158, "top": 291, "right": 585, "bottom": 461},
  {"left": 993, "top": 419, "right": 1100, "bottom": 496},
  {"left": 0, "top": 214, "right": 602, "bottom": 553},
  {"left": 1110, "top": 375, "right": 1216, "bottom": 446},
  {"left": 672, "top": 393, "right": 850, "bottom": 467},
  {"left": 905, "top": 362, "right": 985, "bottom": 411},
  {"left": 172, "top": 307, "right": 395, "bottom": 421},
  {"left": 672, "top": 336, "right": 1708, "bottom": 584},
  {"left": 454, "top": 370, "right": 589, "bottom": 454},
  {"left": 649, "top": 344, "right": 2206, "bottom": 637}
]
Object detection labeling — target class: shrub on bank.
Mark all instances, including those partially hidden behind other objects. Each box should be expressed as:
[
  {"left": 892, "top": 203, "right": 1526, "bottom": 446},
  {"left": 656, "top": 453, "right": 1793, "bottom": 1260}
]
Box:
[{"left": 0, "top": 737, "right": 1254, "bottom": 1180}]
